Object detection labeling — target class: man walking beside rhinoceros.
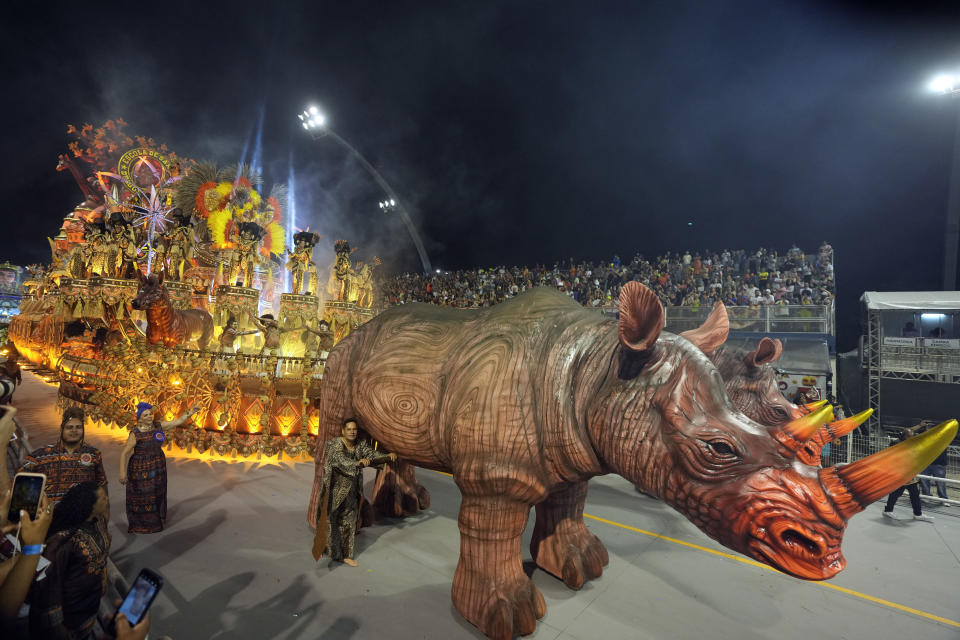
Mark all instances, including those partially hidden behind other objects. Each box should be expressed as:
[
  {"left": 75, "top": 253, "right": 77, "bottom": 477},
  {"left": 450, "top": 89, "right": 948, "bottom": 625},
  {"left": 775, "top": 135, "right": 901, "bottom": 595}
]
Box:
[{"left": 309, "top": 281, "right": 956, "bottom": 640}]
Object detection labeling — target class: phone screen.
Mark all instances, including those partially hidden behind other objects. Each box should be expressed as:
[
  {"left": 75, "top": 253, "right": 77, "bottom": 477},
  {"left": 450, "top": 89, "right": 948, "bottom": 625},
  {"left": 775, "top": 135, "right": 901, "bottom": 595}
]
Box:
[
  {"left": 117, "top": 569, "right": 163, "bottom": 626},
  {"left": 8, "top": 474, "right": 44, "bottom": 523}
]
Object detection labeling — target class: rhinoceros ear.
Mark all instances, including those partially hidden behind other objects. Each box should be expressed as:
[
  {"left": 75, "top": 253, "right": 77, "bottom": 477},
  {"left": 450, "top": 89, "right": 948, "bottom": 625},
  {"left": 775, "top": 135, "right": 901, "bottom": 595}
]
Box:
[
  {"left": 156, "top": 269, "right": 165, "bottom": 286},
  {"left": 136, "top": 269, "right": 146, "bottom": 286},
  {"left": 680, "top": 302, "right": 729, "bottom": 353},
  {"left": 746, "top": 337, "right": 782, "bottom": 367},
  {"left": 618, "top": 281, "right": 664, "bottom": 354}
]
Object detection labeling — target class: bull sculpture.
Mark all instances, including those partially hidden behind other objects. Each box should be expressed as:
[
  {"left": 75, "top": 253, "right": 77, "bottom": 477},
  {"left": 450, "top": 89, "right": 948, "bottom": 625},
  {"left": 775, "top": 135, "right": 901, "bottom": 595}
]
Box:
[
  {"left": 308, "top": 283, "right": 956, "bottom": 639},
  {"left": 131, "top": 270, "right": 213, "bottom": 349}
]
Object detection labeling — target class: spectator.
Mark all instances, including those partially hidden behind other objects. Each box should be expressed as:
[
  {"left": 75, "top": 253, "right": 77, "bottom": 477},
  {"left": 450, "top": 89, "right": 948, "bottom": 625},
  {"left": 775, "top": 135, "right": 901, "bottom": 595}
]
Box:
[
  {"left": 0, "top": 491, "right": 53, "bottom": 627},
  {"left": 882, "top": 427, "right": 934, "bottom": 523},
  {"left": 18, "top": 408, "right": 107, "bottom": 506},
  {"left": 0, "top": 406, "right": 20, "bottom": 494},
  {"left": 0, "top": 356, "right": 21, "bottom": 404},
  {"left": 919, "top": 429, "right": 950, "bottom": 506},
  {"left": 29, "top": 481, "right": 110, "bottom": 639},
  {"left": 901, "top": 322, "right": 920, "bottom": 338},
  {"left": 379, "top": 246, "right": 836, "bottom": 313}
]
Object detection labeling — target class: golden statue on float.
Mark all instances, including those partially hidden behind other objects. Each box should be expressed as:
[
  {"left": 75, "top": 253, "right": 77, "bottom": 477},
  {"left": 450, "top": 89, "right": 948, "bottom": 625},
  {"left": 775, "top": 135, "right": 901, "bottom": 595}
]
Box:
[{"left": 286, "top": 231, "right": 320, "bottom": 295}]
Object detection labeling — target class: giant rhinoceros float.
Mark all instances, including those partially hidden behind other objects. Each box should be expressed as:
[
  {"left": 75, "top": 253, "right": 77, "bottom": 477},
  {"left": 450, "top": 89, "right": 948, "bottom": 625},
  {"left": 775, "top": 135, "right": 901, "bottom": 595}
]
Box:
[{"left": 308, "top": 282, "right": 956, "bottom": 639}]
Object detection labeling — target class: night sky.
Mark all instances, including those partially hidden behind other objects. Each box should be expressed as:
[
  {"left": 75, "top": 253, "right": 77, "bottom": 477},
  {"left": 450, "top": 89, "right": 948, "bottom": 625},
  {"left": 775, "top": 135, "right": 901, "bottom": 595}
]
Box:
[{"left": 3, "top": 1, "right": 960, "bottom": 351}]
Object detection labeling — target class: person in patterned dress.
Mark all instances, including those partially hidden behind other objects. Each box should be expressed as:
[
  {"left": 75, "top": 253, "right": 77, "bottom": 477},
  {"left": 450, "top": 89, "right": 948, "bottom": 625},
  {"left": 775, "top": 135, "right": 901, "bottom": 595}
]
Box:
[
  {"left": 29, "top": 481, "right": 110, "bottom": 640},
  {"left": 119, "top": 402, "right": 199, "bottom": 533},
  {"left": 18, "top": 407, "right": 107, "bottom": 506},
  {"left": 317, "top": 419, "right": 396, "bottom": 566}
]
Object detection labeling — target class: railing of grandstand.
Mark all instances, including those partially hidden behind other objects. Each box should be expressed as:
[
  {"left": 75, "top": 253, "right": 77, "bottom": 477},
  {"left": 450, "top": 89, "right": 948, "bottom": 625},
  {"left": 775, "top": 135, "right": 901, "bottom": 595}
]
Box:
[
  {"left": 878, "top": 344, "right": 960, "bottom": 377},
  {"left": 663, "top": 302, "right": 836, "bottom": 335}
]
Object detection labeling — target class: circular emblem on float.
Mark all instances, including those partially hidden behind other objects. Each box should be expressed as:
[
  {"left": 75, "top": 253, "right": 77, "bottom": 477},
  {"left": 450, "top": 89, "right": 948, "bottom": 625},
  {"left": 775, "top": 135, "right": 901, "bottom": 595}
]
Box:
[
  {"left": 117, "top": 148, "right": 171, "bottom": 191},
  {"left": 154, "top": 431, "right": 165, "bottom": 442},
  {"left": 79, "top": 453, "right": 93, "bottom": 466},
  {"left": 778, "top": 381, "right": 788, "bottom": 390}
]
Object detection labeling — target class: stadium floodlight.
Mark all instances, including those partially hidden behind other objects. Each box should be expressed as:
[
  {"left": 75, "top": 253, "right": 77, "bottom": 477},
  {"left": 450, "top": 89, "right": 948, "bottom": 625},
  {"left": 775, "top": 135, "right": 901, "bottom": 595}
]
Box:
[
  {"left": 929, "top": 73, "right": 958, "bottom": 94},
  {"left": 297, "top": 104, "right": 433, "bottom": 275}
]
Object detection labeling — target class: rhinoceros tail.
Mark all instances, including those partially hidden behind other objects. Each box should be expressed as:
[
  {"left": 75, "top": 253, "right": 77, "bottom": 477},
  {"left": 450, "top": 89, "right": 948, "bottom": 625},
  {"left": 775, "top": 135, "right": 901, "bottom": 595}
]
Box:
[{"left": 307, "top": 338, "right": 358, "bottom": 528}]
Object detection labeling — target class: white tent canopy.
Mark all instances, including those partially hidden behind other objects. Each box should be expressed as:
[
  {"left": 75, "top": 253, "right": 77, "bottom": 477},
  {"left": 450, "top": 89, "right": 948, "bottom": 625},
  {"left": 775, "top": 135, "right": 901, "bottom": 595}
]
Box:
[{"left": 861, "top": 291, "right": 960, "bottom": 311}]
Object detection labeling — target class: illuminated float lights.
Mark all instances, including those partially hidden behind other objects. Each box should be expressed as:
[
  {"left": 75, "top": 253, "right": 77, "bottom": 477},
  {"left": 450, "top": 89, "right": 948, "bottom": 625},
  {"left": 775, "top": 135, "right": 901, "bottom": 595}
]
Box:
[{"left": 58, "top": 396, "right": 320, "bottom": 466}]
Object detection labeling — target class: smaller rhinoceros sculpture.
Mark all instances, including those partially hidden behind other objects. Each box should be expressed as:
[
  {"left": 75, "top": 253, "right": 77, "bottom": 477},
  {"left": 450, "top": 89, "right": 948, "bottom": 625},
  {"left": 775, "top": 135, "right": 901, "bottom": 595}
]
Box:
[
  {"left": 308, "top": 283, "right": 956, "bottom": 640},
  {"left": 694, "top": 305, "right": 872, "bottom": 464}
]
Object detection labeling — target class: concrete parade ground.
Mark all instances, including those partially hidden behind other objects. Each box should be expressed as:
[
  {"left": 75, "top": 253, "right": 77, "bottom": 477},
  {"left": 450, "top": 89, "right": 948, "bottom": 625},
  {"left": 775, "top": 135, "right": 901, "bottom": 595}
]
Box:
[{"left": 10, "top": 370, "right": 960, "bottom": 640}]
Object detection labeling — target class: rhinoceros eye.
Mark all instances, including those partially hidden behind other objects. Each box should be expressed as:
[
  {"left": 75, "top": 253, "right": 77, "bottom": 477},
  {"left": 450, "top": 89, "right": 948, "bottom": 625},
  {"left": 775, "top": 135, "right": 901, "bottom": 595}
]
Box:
[{"left": 706, "top": 439, "right": 738, "bottom": 458}]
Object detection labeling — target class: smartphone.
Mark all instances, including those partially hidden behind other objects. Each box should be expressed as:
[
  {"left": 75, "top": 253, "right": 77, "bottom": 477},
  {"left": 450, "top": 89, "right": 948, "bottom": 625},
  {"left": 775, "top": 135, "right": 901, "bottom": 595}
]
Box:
[
  {"left": 8, "top": 472, "right": 45, "bottom": 524},
  {"left": 114, "top": 568, "right": 164, "bottom": 628}
]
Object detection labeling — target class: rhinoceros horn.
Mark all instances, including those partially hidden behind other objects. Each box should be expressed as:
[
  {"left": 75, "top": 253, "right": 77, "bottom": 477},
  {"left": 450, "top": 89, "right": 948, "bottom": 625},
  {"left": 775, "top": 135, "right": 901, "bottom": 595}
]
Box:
[
  {"left": 820, "top": 419, "right": 958, "bottom": 519},
  {"left": 795, "top": 409, "right": 873, "bottom": 466},
  {"left": 773, "top": 404, "right": 835, "bottom": 453},
  {"left": 744, "top": 337, "right": 782, "bottom": 367},
  {"left": 816, "top": 409, "right": 873, "bottom": 444},
  {"left": 799, "top": 399, "right": 829, "bottom": 414},
  {"left": 680, "top": 302, "right": 729, "bottom": 353}
]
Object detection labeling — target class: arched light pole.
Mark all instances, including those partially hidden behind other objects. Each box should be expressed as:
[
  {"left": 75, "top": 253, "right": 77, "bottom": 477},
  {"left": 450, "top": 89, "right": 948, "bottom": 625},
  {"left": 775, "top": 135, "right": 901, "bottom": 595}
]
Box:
[
  {"left": 929, "top": 73, "right": 960, "bottom": 291},
  {"left": 298, "top": 106, "right": 433, "bottom": 275}
]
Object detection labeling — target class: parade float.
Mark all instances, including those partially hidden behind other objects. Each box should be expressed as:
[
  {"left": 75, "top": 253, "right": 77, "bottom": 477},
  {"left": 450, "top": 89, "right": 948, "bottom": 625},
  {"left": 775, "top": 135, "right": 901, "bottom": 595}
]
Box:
[{"left": 9, "top": 120, "right": 378, "bottom": 462}]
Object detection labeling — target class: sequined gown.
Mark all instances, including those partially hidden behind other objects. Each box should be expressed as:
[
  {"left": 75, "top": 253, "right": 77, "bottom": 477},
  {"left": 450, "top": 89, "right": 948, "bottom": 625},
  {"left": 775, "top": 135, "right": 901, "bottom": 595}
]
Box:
[{"left": 126, "top": 423, "right": 167, "bottom": 533}]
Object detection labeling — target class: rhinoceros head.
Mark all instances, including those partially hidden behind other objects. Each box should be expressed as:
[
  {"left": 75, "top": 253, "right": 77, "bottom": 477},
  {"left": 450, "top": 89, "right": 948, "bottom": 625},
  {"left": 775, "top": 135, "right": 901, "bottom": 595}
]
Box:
[
  {"left": 595, "top": 282, "right": 957, "bottom": 580},
  {"left": 702, "top": 327, "right": 802, "bottom": 426},
  {"left": 683, "top": 306, "right": 869, "bottom": 466}
]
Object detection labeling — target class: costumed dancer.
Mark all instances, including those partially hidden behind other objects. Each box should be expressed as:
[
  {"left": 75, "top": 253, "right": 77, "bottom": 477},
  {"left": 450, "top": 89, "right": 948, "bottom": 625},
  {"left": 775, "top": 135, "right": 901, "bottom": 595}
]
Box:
[
  {"left": 300, "top": 320, "right": 335, "bottom": 359},
  {"left": 218, "top": 314, "right": 258, "bottom": 354},
  {"left": 119, "top": 402, "right": 200, "bottom": 533},
  {"left": 312, "top": 418, "right": 396, "bottom": 566}
]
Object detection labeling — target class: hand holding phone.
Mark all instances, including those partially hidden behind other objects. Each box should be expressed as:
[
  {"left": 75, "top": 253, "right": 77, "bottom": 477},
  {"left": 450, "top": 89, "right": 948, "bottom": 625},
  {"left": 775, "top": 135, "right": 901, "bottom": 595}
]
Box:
[
  {"left": 8, "top": 472, "right": 45, "bottom": 524},
  {"left": 115, "top": 611, "right": 150, "bottom": 640},
  {"left": 20, "top": 493, "right": 52, "bottom": 545},
  {"left": 110, "top": 568, "right": 163, "bottom": 634},
  {"left": 0, "top": 405, "right": 16, "bottom": 442}
]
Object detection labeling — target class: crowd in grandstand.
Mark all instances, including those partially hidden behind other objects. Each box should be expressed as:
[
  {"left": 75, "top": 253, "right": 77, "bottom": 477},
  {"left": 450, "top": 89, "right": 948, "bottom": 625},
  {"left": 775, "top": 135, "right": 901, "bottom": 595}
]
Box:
[{"left": 380, "top": 243, "right": 836, "bottom": 310}]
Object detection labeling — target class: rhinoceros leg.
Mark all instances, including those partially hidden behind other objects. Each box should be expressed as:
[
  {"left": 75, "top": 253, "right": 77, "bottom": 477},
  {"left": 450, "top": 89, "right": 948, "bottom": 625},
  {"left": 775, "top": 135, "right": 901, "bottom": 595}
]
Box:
[
  {"left": 452, "top": 495, "right": 545, "bottom": 640},
  {"left": 530, "top": 481, "right": 608, "bottom": 589},
  {"left": 371, "top": 460, "right": 430, "bottom": 518}
]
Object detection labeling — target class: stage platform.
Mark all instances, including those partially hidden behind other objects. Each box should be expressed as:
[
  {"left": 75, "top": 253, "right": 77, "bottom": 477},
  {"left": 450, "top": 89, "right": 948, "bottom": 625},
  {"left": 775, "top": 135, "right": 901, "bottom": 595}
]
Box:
[{"left": 11, "top": 371, "right": 959, "bottom": 639}]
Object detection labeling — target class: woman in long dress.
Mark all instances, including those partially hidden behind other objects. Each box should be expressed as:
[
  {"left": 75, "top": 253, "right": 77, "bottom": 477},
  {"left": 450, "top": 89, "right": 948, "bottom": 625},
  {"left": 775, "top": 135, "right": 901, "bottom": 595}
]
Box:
[{"left": 119, "top": 402, "right": 199, "bottom": 533}]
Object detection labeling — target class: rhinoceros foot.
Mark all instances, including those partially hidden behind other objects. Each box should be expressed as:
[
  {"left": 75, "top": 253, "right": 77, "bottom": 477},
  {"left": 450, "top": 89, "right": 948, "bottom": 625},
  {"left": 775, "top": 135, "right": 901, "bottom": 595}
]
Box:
[
  {"left": 453, "top": 495, "right": 547, "bottom": 639},
  {"left": 531, "top": 523, "right": 608, "bottom": 590},
  {"left": 530, "top": 482, "right": 609, "bottom": 589},
  {"left": 452, "top": 556, "right": 546, "bottom": 640},
  {"left": 371, "top": 459, "right": 431, "bottom": 518}
]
